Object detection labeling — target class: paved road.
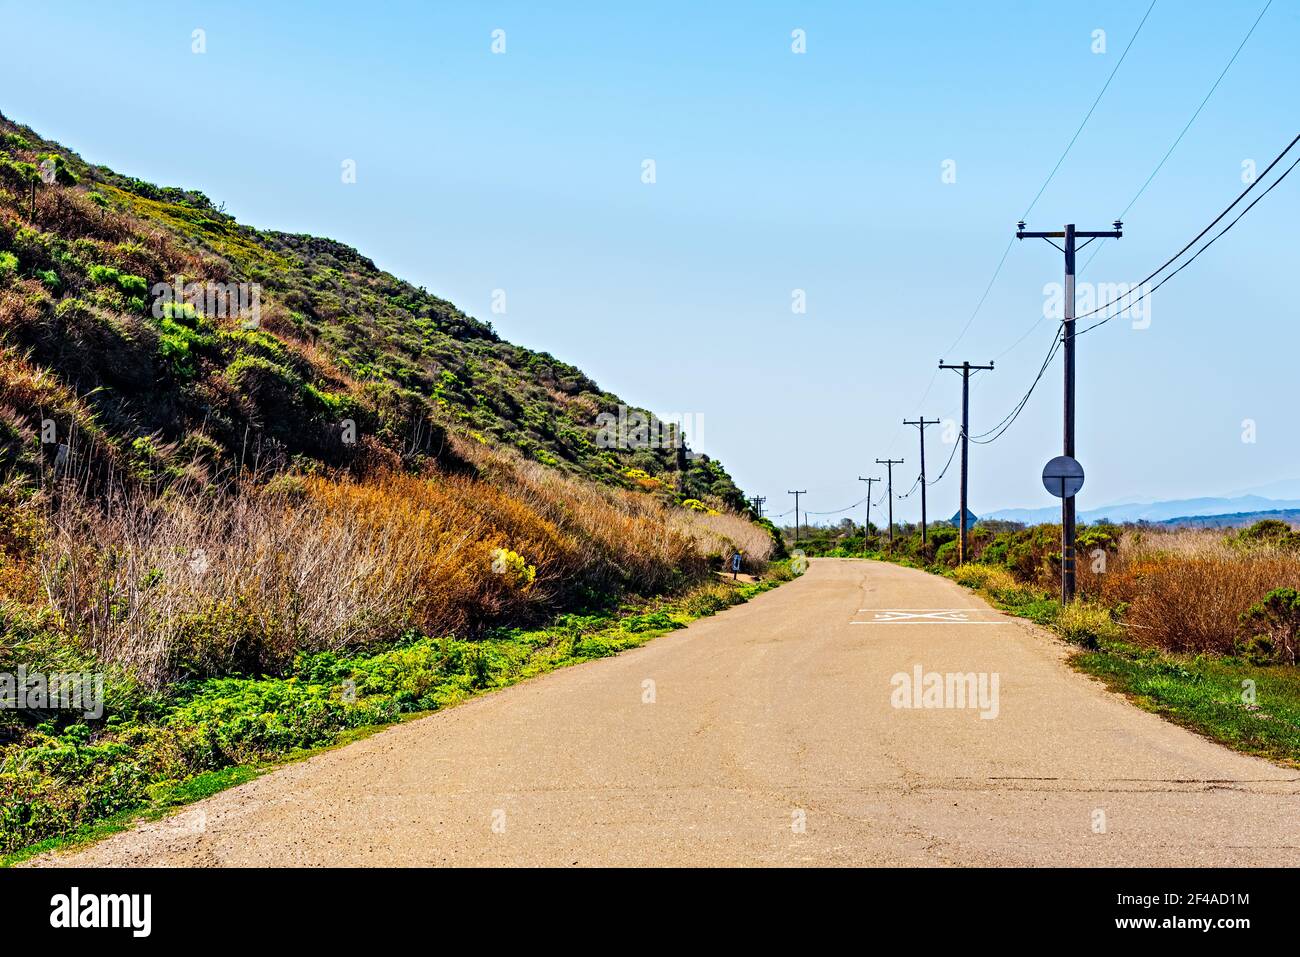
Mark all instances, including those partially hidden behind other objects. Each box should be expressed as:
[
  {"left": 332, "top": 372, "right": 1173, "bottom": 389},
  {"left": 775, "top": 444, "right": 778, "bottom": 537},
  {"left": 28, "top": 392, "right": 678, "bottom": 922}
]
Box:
[{"left": 38, "top": 559, "right": 1300, "bottom": 866}]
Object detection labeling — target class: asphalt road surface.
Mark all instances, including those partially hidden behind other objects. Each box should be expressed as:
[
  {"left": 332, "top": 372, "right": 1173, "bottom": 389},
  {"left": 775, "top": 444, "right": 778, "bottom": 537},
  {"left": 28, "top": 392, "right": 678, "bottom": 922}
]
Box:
[{"left": 37, "top": 559, "right": 1300, "bottom": 867}]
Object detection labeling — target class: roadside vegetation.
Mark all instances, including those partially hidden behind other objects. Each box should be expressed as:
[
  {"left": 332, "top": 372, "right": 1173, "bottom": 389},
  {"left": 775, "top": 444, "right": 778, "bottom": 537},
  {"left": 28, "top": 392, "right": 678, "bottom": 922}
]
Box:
[
  {"left": 2, "top": 566, "right": 793, "bottom": 861},
  {"left": 1, "top": 449, "right": 781, "bottom": 859},
  {"left": 789, "top": 517, "right": 1300, "bottom": 766},
  {"left": 0, "top": 113, "right": 787, "bottom": 857}
]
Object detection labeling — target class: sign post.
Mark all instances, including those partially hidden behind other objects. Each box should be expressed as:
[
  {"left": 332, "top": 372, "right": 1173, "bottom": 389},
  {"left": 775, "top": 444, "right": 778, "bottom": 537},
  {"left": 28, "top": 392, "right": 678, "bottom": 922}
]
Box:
[{"left": 1041, "top": 455, "right": 1085, "bottom": 603}]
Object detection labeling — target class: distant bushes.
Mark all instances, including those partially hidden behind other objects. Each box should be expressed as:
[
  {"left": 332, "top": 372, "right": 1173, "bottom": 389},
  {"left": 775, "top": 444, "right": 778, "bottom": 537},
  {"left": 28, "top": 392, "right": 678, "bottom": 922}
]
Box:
[{"left": 1231, "top": 519, "right": 1300, "bottom": 553}]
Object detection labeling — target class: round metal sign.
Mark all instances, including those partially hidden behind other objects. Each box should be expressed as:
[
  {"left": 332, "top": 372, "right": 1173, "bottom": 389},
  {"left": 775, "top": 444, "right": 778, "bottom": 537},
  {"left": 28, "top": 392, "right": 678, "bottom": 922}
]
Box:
[{"left": 1042, "top": 455, "right": 1084, "bottom": 498}]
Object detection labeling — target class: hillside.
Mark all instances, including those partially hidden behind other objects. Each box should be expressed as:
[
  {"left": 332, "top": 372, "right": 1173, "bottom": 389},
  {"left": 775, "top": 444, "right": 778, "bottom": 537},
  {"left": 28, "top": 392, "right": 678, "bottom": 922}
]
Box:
[
  {"left": 0, "top": 110, "right": 746, "bottom": 510},
  {"left": 1156, "top": 508, "right": 1300, "bottom": 530},
  {"left": 0, "top": 111, "right": 788, "bottom": 855}
]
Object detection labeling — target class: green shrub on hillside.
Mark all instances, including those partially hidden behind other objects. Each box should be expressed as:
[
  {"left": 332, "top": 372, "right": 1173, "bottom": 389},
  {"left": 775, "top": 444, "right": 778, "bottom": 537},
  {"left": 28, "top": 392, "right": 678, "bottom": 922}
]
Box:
[
  {"left": 86, "top": 263, "right": 148, "bottom": 299},
  {"left": 158, "top": 317, "right": 215, "bottom": 378},
  {"left": 0, "top": 156, "right": 39, "bottom": 191},
  {"left": 36, "top": 154, "right": 77, "bottom": 186}
]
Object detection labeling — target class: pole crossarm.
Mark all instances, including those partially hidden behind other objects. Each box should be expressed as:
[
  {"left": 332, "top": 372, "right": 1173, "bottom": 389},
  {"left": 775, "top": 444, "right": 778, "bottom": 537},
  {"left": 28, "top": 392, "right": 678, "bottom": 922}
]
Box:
[{"left": 1017, "top": 222, "right": 1123, "bottom": 240}]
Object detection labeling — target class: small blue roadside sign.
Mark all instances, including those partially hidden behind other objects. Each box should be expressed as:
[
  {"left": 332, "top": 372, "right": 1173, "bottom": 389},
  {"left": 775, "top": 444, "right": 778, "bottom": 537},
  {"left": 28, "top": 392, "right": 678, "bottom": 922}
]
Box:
[{"left": 948, "top": 509, "right": 979, "bottom": 528}]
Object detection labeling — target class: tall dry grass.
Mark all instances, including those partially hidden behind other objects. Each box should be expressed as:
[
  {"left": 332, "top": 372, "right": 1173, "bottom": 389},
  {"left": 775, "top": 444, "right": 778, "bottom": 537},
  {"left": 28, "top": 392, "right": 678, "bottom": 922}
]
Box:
[
  {"left": 27, "top": 444, "right": 769, "bottom": 685},
  {"left": 452, "top": 440, "right": 773, "bottom": 574},
  {"left": 669, "top": 509, "right": 775, "bottom": 566},
  {"left": 1083, "top": 528, "right": 1300, "bottom": 655}
]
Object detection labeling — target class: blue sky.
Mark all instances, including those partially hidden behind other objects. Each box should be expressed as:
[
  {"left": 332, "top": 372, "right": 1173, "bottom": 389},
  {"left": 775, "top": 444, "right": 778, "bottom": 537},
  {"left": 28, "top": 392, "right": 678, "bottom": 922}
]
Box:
[{"left": 1, "top": 0, "right": 1295, "bottom": 523}]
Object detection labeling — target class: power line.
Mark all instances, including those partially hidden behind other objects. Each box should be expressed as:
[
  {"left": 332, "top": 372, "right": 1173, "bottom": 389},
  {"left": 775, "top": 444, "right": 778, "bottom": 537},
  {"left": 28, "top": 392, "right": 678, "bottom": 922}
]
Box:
[
  {"left": 1078, "top": 149, "right": 1300, "bottom": 336},
  {"left": 926, "top": 433, "right": 961, "bottom": 486},
  {"left": 968, "top": 330, "right": 1063, "bottom": 444},
  {"left": 1019, "top": 0, "right": 1159, "bottom": 221},
  {"left": 941, "top": 0, "right": 1259, "bottom": 384},
  {"left": 805, "top": 496, "right": 869, "bottom": 516},
  {"left": 938, "top": 240, "right": 1015, "bottom": 361},
  {"left": 939, "top": 0, "right": 1157, "bottom": 360},
  {"left": 970, "top": 134, "right": 1299, "bottom": 443},
  {"left": 1075, "top": 132, "right": 1300, "bottom": 322},
  {"left": 1081, "top": 0, "right": 1276, "bottom": 275},
  {"left": 875, "top": 2, "right": 1157, "bottom": 462}
]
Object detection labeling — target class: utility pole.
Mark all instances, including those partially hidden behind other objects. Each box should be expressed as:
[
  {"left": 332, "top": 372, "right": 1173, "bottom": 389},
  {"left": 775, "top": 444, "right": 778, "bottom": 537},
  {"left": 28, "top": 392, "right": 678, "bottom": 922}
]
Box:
[
  {"left": 787, "top": 490, "right": 806, "bottom": 545},
  {"left": 902, "top": 417, "right": 940, "bottom": 546},
  {"left": 752, "top": 495, "right": 766, "bottom": 519},
  {"left": 857, "top": 476, "right": 880, "bottom": 555},
  {"left": 1016, "top": 219, "right": 1122, "bottom": 603},
  {"left": 874, "top": 459, "right": 903, "bottom": 545},
  {"left": 938, "top": 360, "right": 994, "bottom": 564}
]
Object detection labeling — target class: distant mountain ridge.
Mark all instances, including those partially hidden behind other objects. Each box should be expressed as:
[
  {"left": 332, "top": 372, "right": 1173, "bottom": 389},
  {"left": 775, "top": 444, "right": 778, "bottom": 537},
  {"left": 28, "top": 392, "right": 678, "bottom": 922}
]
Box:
[
  {"left": 985, "top": 494, "right": 1300, "bottom": 527},
  {"left": 1154, "top": 509, "right": 1300, "bottom": 530}
]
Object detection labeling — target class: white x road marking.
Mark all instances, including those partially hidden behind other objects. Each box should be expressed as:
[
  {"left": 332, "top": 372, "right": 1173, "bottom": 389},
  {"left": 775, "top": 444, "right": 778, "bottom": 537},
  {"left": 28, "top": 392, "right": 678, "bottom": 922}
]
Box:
[
  {"left": 851, "top": 608, "right": 1003, "bottom": 625},
  {"left": 873, "top": 610, "right": 969, "bottom": 622}
]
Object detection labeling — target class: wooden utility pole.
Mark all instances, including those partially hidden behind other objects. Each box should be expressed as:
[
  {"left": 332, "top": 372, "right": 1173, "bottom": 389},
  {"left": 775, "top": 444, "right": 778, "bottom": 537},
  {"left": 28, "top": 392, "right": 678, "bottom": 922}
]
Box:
[
  {"left": 874, "top": 459, "right": 904, "bottom": 544},
  {"left": 787, "top": 490, "right": 806, "bottom": 544},
  {"left": 939, "top": 360, "right": 994, "bottom": 563},
  {"left": 857, "top": 476, "right": 880, "bottom": 552},
  {"left": 902, "top": 417, "right": 940, "bottom": 546},
  {"left": 1016, "top": 220, "right": 1122, "bottom": 602}
]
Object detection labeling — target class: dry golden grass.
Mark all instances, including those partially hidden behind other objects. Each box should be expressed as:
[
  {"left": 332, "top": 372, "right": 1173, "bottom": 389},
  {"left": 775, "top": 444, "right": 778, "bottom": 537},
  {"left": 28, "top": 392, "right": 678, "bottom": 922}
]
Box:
[
  {"left": 1089, "top": 528, "right": 1300, "bottom": 655},
  {"left": 672, "top": 509, "right": 775, "bottom": 565},
  {"left": 25, "top": 442, "right": 769, "bottom": 686}
]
